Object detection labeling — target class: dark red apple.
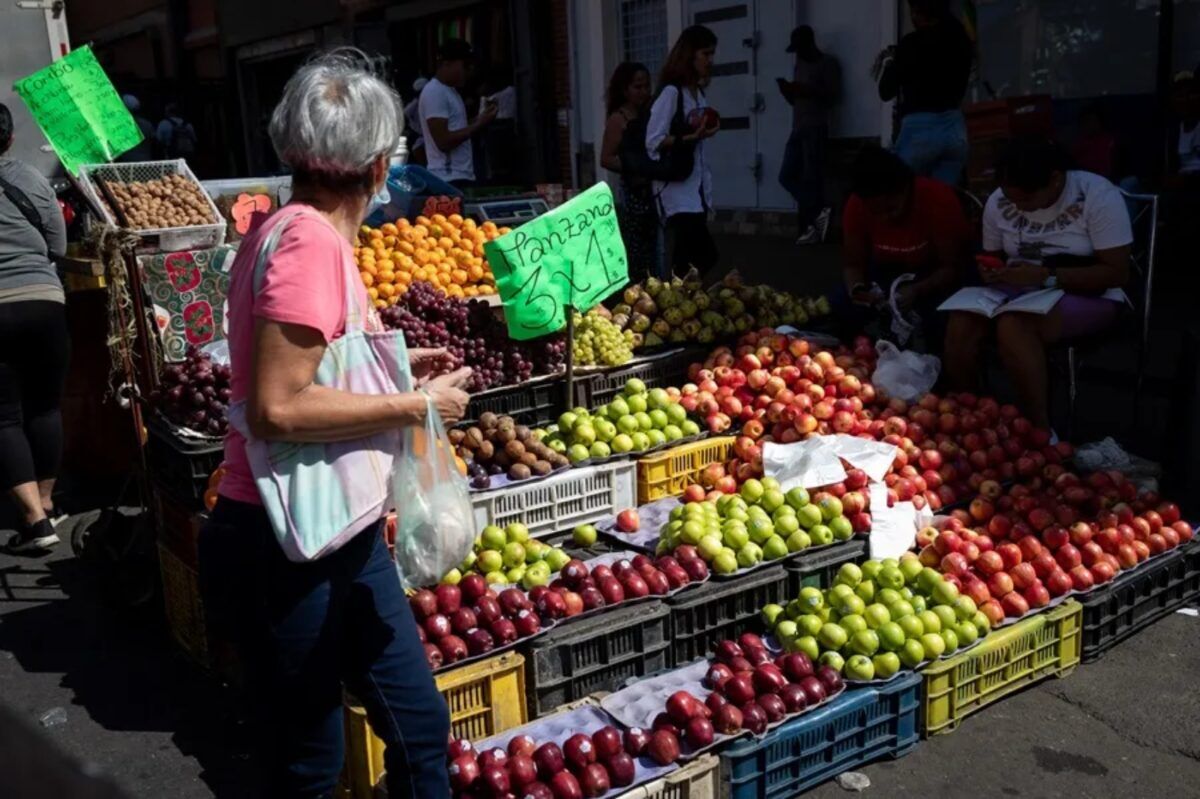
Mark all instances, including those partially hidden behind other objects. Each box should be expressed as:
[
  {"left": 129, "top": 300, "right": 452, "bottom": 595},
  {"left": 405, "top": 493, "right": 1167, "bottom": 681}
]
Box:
[
  {"left": 621, "top": 573, "right": 650, "bottom": 598},
  {"left": 752, "top": 664, "right": 787, "bottom": 696},
  {"left": 666, "top": 690, "right": 705, "bottom": 725},
  {"left": 489, "top": 617, "right": 518, "bottom": 645},
  {"left": 705, "top": 663, "right": 734, "bottom": 689},
  {"left": 438, "top": 634, "right": 467, "bottom": 663},
  {"left": 646, "top": 729, "right": 681, "bottom": 765},
  {"left": 579, "top": 763, "right": 610, "bottom": 798},
  {"left": 623, "top": 727, "right": 650, "bottom": 757},
  {"left": 451, "top": 607, "right": 479, "bottom": 635},
  {"left": 598, "top": 577, "right": 626, "bottom": 605},
  {"left": 682, "top": 558, "right": 710, "bottom": 581},
  {"left": 508, "top": 734, "right": 537, "bottom": 759},
  {"left": 513, "top": 609, "right": 541, "bottom": 637},
  {"left": 464, "top": 627, "right": 495, "bottom": 656},
  {"left": 424, "top": 613, "right": 451, "bottom": 640},
  {"left": 652, "top": 712, "right": 680, "bottom": 737},
  {"left": 508, "top": 753, "right": 539, "bottom": 789},
  {"left": 448, "top": 752, "right": 480, "bottom": 791},
  {"left": 780, "top": 653, "right": 814, "bottom": 682},
  {"left": 591, "top": 726, "right": 623, "bottom": 762},
  {"left": 478, "top": 748, "right": 508, "bottom": 771},
  {"left": 436, "top": 584, "right": 462, "bottom": 615},
  {"left": 537, "top": 591, "right": 567, "bottom": 621},
  {"left": 713, "top": 702, "right": 744, "bottom": 734},
  {"left": 534, "top": 742, "right": 566, "bottom": 781},
  {"left": 778, "top": 683, "right": 809, "bottom": 713},
  {"left": 423, "top": 643, "right": 443, "bottom": 670},
  {"left": 739, "top": 702, "right": 768, "bottom": 735},
  {"left": 498, "top": 587, "right": 531, "bottom": 616},
  {"left": 409, "top": 588, "right": 438, "bottom": 620},
  {"left": 563, "top": 733, "right": 596, "bottom": 773},
  {"left": 757, "top": 693, "right": 786, "bottom": 723},
  {"left": 447, "top": 738, "right": 474, "bottom": 761},
  {"left": 605, "top": 751, "right": 636, "bottom": 787},
  {"left": 685, "top": 716, "right": 715, "bottom": 748},
  {"left": 798, "top": 676, "right": 826, "bottom": 706},
  {"left": 480, "top": 763, "right": 510, "bottom": 796},
  {"left": 549, "top": 770, "right": 583, "bottom": 799},
  {"left": 713, "top": 640, "right": 744, "bottom": 665},
  {"left": 722, "top": 673, "right": 756, "bottom": 705}
]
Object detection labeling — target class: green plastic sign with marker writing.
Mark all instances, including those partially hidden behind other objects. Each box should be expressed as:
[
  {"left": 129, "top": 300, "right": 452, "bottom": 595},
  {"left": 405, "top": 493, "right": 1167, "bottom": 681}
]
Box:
[
  {"left": 484, "top": 182, "right": 629, "bottom": 340},
  {"left": 13, "top": 46, "right": 144, "bottom": 176}
]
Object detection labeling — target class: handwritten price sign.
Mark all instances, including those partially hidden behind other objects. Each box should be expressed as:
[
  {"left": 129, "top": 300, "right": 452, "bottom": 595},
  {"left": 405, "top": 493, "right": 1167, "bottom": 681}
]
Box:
[
  {"left": 14, "top": 46, "right": 144, "bottom": 176},
  {"left": 484, "top": 182, "right": 629, "bottom": 340}
]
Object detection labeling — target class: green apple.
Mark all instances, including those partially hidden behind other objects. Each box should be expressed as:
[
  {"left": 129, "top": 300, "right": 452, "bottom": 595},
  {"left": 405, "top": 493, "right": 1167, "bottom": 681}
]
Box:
[
  {"left": 774, "top": 619, "right": 799, "bottom": 644},
  {"left": 680, "top": 420, "right": 701, "bottom": 437},
  {"left": 917, "top": 610, "right": 942, "bottom": 635},
  {"left": 829, "top": 583, "right": 855, "bottom": 604},
  {"left": 774, "top": 515, "right": 801, "bottom": 538},
  {"left": 855, "top": 580, "right": 876, "bottom": 602},
  {"left": 633, "top": 411, "right": 652, "bottom": 431},
  {"left": 785, "top": 486, "right": 811, "bottom": 509},
  {"left": 954, "top": 620, "right": 979, "bottom": 647},
  {"left": 877, "top": 588, "right": 902, "bottom": 608},
  {"left": 502, "top": 541, "right": 527, "bottom": 568},
  {"left": 877, "top": 566, "right": 905, "bottom": 590},
  {"left": 939, "top": 627, "right": 960, "bottom": 654},
  {"left": 485, "top": 570, "right": 507, "bottom": 585},
  {"left": 572, "top": 524, "right": 598, "bottom": 546},
  {"left": 747, "top": 517, "right": 775, "bottom": 544},
  {"left": 459, "top": 551, "right": 477, "bottom": 572},
  {"left": 818, "top": 495, "right": 843, "bottom": 521},
  {"left": 548, "top": 438, "right": 567, "bottom": 453},
  {"left": 607, "top": 397, "right": 630, "bottom": 420},
  {"left": 572, "top": 422, "right": 597, "bottom": 446},
  {"left": 522, "top": 561, "right": 551, "bottom": 588},
  {"left": 917, "top": 567, "right": 943, "bottom": 596},
  {"left": 568, "top": 444, "right": 591, "bottom": 463},
  {"left": 850, "top": 629, "right": 880, "bottom": 657},
  {"left": 545, "top": 548, "right": 571, "bottom": 571},
  {"left": 864, "top": 603, "right": 892, "bottom": 630},
  {"left": 589, "top": 441, "right": 611, "bottom": 458},
  {"left": 557, "top": 411, "right": 578, "bottom": 431},
  {"left": 681, "top": 520, "right": 706, "bottom": 546},
  {"left": 477, "top": 549, "right": 503, "bottom": 574},
  {"left": 480, "top": 525, "right": 507, "bottom": 551},
  {"left": 932, "top": 578, "right": 960, "bottom": 606},
  {"left": 818, "top": 651, "right": 845, "bottom": 673},
  {"left": 611, "top": 433, "right": 635, "bottom": 453},
  {"left": 763, "top": 535, "right": 789, "bottom": 560},
  {"left": 616, "top": 415, "right": 640, "bottom": 435},
  {"left": 837, "top": 563, "right": 863, "bottom": 588},
  {"left": 829, "top": 516, "right": 854, "bottom": 541},
  {"left": 877, "top": 621, "right": 906, "bottom": 651},
  {"left": 789, "top": 635, "right": 820, "bottom": 660},
  {"left": 505, "top": 564, "right": 526, "bottom": 584},
  {"left": 896, "top": 613, "right": 924, "bottom": 639},
  {"left": 739, "top": 478, "right": 765, "bottom": 503},
  {"left": 648, "top": 409, "right": 669, "bottom": 429},
  {"left": 899, "top": 637, "right": 926, "bottom": 668},
  {"left": 932, "top": 604, "right": 958, "bottom": 631},
  {"left": 524, "top": 540, "right": 548, "bottom": 562},
  {"left": 796, "top": 504, "right": 823, "bottom": 530},
  {"left": 647, "top": 388, "right": 671, "bottom": 410},
  {"left": 761, "top": 476, "right": 780, "bottom": 492},
  {"left": 838, "top": 594, "right": 866, "bottom": 618},
  {"left": 899, "top": 555, "right": 924, "bottom": 585},
  {"left": 809, "top": 524, "right": 833, "bottom": 546},
  {"left": 760, "top": 489, "right": 785, "bottom": 513},
  {"left": 761, "top": 603, "right": 785, "bottom": 626},
  {"left": 909, "top": 594, "right": 927, "bottom": 614},
  {"left": 663, "top": 424, "right": 683, "bottom": 440},
  {"left": 818, "top": 623, "right": 848, "bottom": 650},
  {"left": 626, "top": 395, "right": 648, "bottom": 416},
  {"left": 844, "top": 654, "right": 875, "bottom": 681},
  {"left": 840, "top": 614, "right": 867, "bottom": 634},
  {"left": 951, "top": 596, "right": 978, "bottom": 621},
  {"left": 798, "top": 586, "right": 824, "bottom": 612},
  {"left": 442, "top": 568, "right": 462, "bottom": 585},
  {"left": 665, "top": 403, "right": 687, "bottom": 425},
  {"left": 736, "top": 542, "right": 763, "bottom": 568},
  {"left": 861, "top": 561, "right": 883, "bottom": 582},
  {"left": 899, "top": 587, "right": 913, "bottom": 601},
  {"left": 594, "top": 418, "right": 616, "bottom": 443},
  {"left": 646, "top": 429, "right": 667, "bottom": 446},
  {"left": 920, "top": 633, "right": 946, "bottom": 660},
  {"left": 971, "top": 611, "right": 992, "bottom": 637},
  {"left": 698, "top": 534, "right": 724, "bottom": 561},
  {"left": 797, "top": 613, "right": 824, "bottom": 637},
  {"left": 725, "top": 506, "right": 750, "bottom": 524},
  {"left": 630, "top": 431, "right": 651, "bottom": 451},
  {"left": 713, "top": 549, "right": 739, "bottom": 574},
  {"left": 873, "top": 651, "right": 902, "bottom": 679},
  {"left": 786, "top": 530, "right": 812, "bottom": 552}
]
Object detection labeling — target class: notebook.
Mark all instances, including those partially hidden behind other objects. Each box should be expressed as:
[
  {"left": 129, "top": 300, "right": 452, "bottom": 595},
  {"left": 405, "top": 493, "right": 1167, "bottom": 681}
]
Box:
[{"left": 937, "top": 286, "right": 1128, "bottom": 318}]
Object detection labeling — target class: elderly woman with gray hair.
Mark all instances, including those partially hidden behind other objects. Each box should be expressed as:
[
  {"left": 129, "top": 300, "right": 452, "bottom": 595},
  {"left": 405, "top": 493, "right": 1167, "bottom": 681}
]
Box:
[{"left": 199, "top": 53, "right": 469, "bottom": 798}]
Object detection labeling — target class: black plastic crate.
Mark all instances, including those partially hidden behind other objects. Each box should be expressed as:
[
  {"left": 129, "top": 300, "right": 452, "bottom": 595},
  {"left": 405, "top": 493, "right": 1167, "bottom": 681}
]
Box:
[
  {"left": 462, "top": 379, "right": 566, "bottom": 428},
  {"left": 144, "top": 415, "right": 223, "bottom": 510},
  {"left": 665, "top": 563, "right": 791, "bottom": 666},
  {"left": 784, "top": 539, "right": 870, "bottom": 596},
  {"left": 539, "top": 529, "right": 623, "bottom": 560},
  {"left": 1079, "top": 542, "right": 1200, "bottom": 663},
  {"left": 573, "top": 348, "right": 704, "bottom": 408},
  {"left": 522, "top": 600, "right": 670, "bottom": 718}
]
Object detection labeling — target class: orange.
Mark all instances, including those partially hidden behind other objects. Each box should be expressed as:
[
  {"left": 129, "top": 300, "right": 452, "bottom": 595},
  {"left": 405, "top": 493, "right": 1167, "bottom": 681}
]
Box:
[{"left": 360, "top": 272, "right": 375, "bottom": 287}]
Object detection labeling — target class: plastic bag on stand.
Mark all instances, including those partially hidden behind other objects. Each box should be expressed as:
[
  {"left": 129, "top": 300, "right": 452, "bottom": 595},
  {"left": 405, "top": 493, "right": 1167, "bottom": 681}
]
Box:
[
  {"left": 392, "top": 396, "right": 475, "bottom": 590},
  {"left": 871, "top": 340, "right": 940, "bottom": 403}
]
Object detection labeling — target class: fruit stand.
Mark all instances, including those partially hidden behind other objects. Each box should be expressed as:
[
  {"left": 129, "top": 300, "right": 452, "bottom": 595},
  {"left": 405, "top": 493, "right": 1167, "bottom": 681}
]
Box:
[{"left": 82, "top": 169, "right": 1198, "bottom": 799}]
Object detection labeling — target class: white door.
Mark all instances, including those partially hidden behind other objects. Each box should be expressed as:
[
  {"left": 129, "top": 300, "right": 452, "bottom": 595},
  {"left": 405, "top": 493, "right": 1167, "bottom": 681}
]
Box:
[{"left": 688, "top": 0, "right": 798, "bottom": 210}]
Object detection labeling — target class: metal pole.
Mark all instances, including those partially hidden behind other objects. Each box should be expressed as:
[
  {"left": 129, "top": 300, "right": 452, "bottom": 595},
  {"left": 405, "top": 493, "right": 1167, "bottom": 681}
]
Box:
[{"left": 564, "top": 303, "right": 575, "bottom": 412}]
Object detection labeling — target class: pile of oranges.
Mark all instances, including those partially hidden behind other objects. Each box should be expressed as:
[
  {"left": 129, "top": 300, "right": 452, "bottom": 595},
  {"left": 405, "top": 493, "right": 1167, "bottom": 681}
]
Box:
[{"left": 355, "top": 214, "right": 509, "bottom": 307}]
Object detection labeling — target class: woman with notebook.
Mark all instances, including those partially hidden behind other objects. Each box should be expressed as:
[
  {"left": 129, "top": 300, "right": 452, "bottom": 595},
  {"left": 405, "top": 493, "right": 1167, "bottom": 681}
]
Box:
[{"left": 941, "top": 136, "right": 1132, "bottom": 429}]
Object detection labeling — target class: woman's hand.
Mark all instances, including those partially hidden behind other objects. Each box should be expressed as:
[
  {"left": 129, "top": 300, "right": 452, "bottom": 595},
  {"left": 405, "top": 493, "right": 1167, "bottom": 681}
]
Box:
[
  {"left": 696, "top": 119, "right": 721, "bottom": 140},
  {"left": 425, "top": 367, "right": 472, "bottom": 425},
  {"left": 983, "top": 261, "right": 1047, "bottom": 287},
  {"left": 410, "top": 348, "right": 454, "bottom": 387}
]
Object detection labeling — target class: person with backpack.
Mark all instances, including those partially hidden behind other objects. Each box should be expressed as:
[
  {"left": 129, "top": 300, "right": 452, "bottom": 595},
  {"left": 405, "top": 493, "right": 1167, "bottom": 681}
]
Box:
[
  {"left": 600, "top": 61, "right": 660, "bottom": 281},
  {"left": 0, "top": 102, "right": 69, "bottom": 552},
  {"left": 156, "top": 102, "right": 198, "bottom": 160},
  {"left": 646, "top": 25, "right": 721, "bottom": 279}
]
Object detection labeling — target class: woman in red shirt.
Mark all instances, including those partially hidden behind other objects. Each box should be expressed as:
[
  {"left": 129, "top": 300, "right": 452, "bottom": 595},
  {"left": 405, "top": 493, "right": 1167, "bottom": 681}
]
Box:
[{"left": 840, "top": 146, "right": 968, "bottom": 345}]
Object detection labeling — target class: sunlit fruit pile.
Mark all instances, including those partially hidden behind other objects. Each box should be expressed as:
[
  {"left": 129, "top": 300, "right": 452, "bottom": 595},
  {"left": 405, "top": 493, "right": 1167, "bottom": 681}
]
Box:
[
  {"left": 538, "top": 380, "right": 697, "bottom": 463},
  {"left": 528, "top": 552, "right": 709, "bottom": 620},
  {"left": 923, "top": 474, "right": 1196, "bottom": 622},
  {"left": 762, "top": 555, "right": 992, "bottom": 681},
  {"left": 356, "top": 214, "right": 507, "bottom": 303},
  {"left": 572, "top": 308, "right": 635, "bottom": 367},
  {"left": 446, "top": 523, "right": 571, "bottom": 590},
  {"left": 150, "top": 347, "right": 232, "bottom": 436},
  {"left": 378, "top": 281, "right": 566, "bottom": 392},
  {"left": 450, "top": 413, "right": 569, "bottom": 489},
  {"left": 410, "top": 578, "right": 545, "bottom": 670},
  {"left": 659, "top": 478, "right": 854, "bottom": 573}
]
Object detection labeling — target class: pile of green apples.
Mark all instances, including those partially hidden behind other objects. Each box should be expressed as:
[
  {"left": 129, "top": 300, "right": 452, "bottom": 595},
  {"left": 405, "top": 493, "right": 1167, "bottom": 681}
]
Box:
[
  {"left": 538, "top": 379, "right": 699, "bottom": 463},
  {"left": 761, "top": 553, "right": 992, "bottom": 681},
  {"left": 656, "top": 476, "right": 855, "bottom": 574},
  {"left": 442, "top": 522, "right": 572, "bottom": 590}
]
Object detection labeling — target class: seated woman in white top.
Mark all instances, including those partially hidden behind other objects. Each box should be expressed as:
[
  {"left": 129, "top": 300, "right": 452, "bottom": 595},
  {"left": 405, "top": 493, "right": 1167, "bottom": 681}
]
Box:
[{"left": 942, "top": 136, "right": 1132, "bottom": 429}]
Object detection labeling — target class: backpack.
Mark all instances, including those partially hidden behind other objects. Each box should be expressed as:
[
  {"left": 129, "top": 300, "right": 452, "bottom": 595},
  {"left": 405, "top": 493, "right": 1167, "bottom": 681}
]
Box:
[
  {"left": 166, "top": 119, "right": 197, "bottom": 158},
  {"left": 618, "top": 85, "right": 696, "bottom": 182}
]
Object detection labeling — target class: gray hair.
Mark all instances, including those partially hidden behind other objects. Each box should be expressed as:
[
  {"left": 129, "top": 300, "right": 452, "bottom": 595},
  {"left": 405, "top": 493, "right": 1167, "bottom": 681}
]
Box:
[{"left": 269, "top": 50, "right": 401, "bottom": 184}]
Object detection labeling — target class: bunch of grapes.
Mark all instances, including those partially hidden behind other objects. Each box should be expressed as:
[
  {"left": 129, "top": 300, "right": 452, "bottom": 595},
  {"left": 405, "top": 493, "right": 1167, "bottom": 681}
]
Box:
[
  {"left": 572, "top": 310, "right": 634, "bottom": 367},
  {"left": 378, "top": 281, "right": 566, "bottom": 392},
  {"left": 150, "top": 347, "right": 232, "bottom": 436}
]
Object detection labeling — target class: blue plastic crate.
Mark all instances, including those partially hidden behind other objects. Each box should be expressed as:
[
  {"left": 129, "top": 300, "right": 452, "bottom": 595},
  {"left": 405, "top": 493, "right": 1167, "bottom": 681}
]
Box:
[{"left": 721, "top": 672, "right": 921, "bottom": 799}]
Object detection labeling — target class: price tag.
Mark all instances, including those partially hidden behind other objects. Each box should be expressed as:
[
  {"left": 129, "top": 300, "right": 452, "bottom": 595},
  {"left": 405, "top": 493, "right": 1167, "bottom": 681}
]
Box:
[
  {"left": 483, "top": 182, "right": 628, "bottom": 340},
  {"left": 13, "top": 46, "right": 144, "bottom": 175}
]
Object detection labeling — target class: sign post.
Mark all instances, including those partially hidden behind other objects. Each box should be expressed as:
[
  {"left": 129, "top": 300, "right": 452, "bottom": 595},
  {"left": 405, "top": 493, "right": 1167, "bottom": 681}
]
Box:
[
  {"left": 13, "top": 45, "right": 143, "bottom": 175},
  {"left": 483, "top": 182, "right": 629, "bottom": 412}
]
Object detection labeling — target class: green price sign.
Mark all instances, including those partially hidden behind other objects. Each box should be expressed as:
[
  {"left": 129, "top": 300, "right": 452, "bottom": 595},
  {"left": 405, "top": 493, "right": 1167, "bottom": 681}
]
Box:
[
  {"left": 13, "top": 45, "right": 144, "bottom": 175},
  {"left": 484, "top": 182, "right": 629, "bottom": 341}
]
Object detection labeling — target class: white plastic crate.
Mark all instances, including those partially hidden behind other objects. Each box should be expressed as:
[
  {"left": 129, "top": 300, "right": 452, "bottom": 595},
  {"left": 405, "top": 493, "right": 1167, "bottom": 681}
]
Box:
[
  {"left": 471, "top": 461, "right": 636, "bottom": 538},
  {"left": 77, "top": 159, "right": 226, "bottom": 252},
  {"left": 616, "top": 754, "right": 719, "bottom": 799}
]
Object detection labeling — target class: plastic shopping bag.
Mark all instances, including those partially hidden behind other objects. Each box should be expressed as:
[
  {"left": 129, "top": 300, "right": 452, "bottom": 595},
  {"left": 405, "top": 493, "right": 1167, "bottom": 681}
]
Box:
[
  {"left": 392, "top": 396, "right": 475, "bottom": 590},
  {"left": 871, "top": 340, "right": 940, "bottom": 403}
]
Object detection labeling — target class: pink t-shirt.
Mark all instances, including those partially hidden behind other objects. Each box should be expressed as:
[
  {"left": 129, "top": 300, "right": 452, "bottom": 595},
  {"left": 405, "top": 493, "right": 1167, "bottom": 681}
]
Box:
[{"left": 219, "top": 204, "right": 373, "bottom": 505}]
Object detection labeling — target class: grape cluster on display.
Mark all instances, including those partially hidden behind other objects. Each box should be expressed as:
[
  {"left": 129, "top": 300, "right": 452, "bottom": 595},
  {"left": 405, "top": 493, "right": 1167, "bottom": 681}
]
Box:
[
  {"left": 150, "top": 347, "right": 232, "bottom": 436},
  {"left": 572, "top": 310, "right": 634, "bottom": 367},
  {"left": 378, "top": 281, "right": 566, "bottom": 392}
]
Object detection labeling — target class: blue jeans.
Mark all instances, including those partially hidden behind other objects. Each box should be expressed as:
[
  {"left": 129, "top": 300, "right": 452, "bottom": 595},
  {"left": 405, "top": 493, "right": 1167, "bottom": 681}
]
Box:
[
  {"left": 199, "top": 500, "right": 450, "bottom": 799},
  {"left": 779, "top": 126, "right": 827, "bottom": 228},
  {"left": 895, "top": 110, "right": 968, "bottom": 185}
]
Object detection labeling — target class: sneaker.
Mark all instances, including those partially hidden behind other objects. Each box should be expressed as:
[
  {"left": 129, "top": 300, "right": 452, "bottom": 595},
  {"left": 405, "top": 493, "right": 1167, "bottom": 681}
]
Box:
[
  {"left": 813, "top": 207, "right": 832, "bottom": 242},
  {"left": 7, "top": 519, "right": 60, "bottom": 553},
  {"left": 796, "top": 225, "right": 821, "bottom": 245},
  {"left": 45, "top": 506, "right": 69, "bottom": 528}
]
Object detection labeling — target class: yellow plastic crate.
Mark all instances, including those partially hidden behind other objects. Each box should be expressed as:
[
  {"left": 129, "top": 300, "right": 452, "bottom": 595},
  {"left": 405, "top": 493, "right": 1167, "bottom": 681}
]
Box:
[
  {"left": 921, "top": 599, "right": 1081, "bottom": 736},
  {"left": 619, "top": 753, "right": 720, "bottom": 799},
  {"left": 636, "top": 436, "right": 736, "bottom": 504},
  {"left": 343, "top": 650, "right": 527, "bottom": 798}
]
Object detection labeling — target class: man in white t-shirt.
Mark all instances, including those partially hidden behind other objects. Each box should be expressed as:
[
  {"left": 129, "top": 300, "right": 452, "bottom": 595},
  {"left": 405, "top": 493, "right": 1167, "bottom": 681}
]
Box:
[{"left": 418, "top": 39, "right": 496, "bottom": 186}]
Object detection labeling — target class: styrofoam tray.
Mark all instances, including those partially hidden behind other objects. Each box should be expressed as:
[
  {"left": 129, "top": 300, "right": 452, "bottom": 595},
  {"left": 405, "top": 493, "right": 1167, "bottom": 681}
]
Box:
[
  {"left": 600, "top": 658, "right": 844, "bottom": 758},
  {"left": 473, "top": 703, "right": 677, "bottom": 797},
  {"left": 597, "top": 496, "right": 681, "bottom": 552}
]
